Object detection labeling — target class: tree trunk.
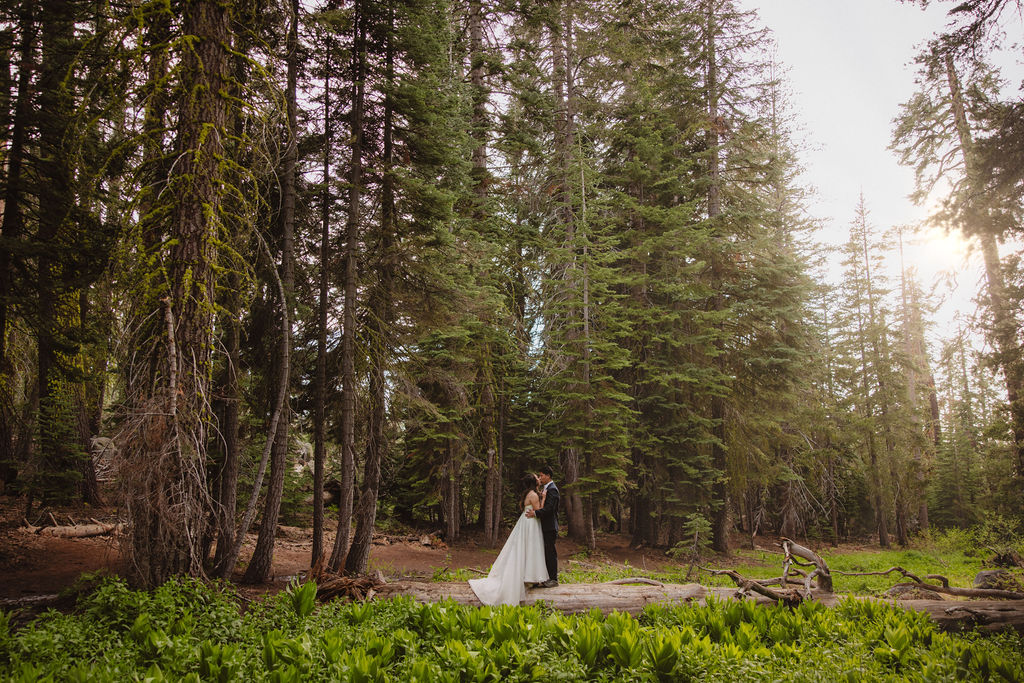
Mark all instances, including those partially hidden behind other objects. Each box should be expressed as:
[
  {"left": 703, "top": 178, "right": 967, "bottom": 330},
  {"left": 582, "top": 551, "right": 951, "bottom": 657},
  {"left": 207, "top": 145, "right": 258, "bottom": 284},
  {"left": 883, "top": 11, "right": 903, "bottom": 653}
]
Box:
[
  {"left": 124, "top": 0, "right": 230, "bottom": 588},
  {"left": 444, "top": 440, "right": 460, "bottom": 541},
  {"left": 312, "top": 42, "right": 333, "bottom": 572},
  {"left": 0, "top": 11, "right": 32, "bottom": 488},
  {"left": 854, "top": 200, "right": 891, "bottom": 549},
  {"left": 372, "top": 581, "right": 1024, "bottom": 633},
  {"left": 212, "top": 270, "right": 241, "bottom": 574},
  {"left": 244, "top": 0, "right": 299, "bottom": 584},
  {"left": 329, "top": 0, "right": 364, "bottom": 570},
  {"left": 345, "top": 12, "right": 395, "bottom": 574},
  {"left": 944, "top": 53, "right": 1024, "bottom": 488},
  {"left": 74, "top": 290, "right": 101, "bottom": 505},
  {"left": 704, "top": 3, "right": 730, "bottom": 554},
  {"left": 549, "top": 3, "right": 585, "bottom": 541}
]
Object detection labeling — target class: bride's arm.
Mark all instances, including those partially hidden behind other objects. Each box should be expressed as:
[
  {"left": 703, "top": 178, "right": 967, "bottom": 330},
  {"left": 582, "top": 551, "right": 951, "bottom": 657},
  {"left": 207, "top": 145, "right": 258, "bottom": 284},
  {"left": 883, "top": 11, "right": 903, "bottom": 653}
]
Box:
[{"left": 525, "top": 490, "right": 540, "bottom": 509}]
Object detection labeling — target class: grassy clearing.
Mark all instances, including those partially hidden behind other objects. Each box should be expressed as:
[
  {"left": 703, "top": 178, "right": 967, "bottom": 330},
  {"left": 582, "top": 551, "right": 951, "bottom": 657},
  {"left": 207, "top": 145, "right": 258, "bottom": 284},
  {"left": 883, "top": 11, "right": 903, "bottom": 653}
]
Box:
[{"left": 557, "top": 533, "right": 1024, "bottom": 596}]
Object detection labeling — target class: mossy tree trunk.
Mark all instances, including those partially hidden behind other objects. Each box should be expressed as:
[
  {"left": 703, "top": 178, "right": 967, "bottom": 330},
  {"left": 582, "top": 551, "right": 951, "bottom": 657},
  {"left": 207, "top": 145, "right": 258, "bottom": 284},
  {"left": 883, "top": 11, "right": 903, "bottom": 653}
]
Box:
[{"left": 124, "top": 0, "right": 231, "bottom": 588}]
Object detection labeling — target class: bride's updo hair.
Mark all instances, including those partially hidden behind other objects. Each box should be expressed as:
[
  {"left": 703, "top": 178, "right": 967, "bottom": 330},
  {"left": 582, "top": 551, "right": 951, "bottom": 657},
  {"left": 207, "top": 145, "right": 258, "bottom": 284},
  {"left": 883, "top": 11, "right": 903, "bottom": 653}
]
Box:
[{"left": 520, "top": 473, "right": 539, "bottom": 509}]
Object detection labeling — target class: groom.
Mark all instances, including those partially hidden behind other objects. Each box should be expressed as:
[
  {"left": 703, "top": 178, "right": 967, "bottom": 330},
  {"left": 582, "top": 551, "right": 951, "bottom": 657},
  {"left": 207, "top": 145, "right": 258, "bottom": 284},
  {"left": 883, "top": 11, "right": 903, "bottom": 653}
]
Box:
[{"left": 525, "top": 465, "right": 559, "bottom": 587}]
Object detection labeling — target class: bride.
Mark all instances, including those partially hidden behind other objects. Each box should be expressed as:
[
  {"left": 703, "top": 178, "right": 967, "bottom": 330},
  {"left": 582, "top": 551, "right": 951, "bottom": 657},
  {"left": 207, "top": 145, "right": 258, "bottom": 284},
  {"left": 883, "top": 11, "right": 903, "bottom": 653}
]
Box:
[{"left": 469, "top": 474, "right": 549, "bottom": 606}]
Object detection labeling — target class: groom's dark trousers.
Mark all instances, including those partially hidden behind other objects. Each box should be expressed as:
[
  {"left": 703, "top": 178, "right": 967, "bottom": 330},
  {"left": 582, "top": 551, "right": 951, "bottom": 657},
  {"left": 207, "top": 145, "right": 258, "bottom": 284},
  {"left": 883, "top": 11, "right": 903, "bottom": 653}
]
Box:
[{"left": 536, "top": 482, "right": 560, "bottom": 581}]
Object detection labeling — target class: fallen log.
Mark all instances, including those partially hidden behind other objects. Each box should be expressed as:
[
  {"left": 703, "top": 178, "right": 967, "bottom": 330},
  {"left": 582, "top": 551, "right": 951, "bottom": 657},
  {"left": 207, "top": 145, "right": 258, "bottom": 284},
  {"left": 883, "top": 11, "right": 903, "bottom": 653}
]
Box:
[
  {"left": 368, "top": 580, "right": 1024, "bottom": 633},
  {"left": 902, "top": 599, "right": 1024, "bottom": 634},
  {"left": 0, "top": 594, "right": 63, "bottom": 610},
  {"left": 374, "top": 580, "right": 714, "bottom": 615},
  {"left": 19, "top": 522, "right": 123, "bottom": 538}
]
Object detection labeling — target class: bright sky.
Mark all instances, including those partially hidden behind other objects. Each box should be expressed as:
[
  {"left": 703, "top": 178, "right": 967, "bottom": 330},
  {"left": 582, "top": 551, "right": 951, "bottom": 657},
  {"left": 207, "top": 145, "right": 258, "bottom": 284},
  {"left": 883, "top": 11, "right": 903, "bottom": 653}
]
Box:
[{"left": 740, "top": 0, "right": 1023, "bottom": 341}]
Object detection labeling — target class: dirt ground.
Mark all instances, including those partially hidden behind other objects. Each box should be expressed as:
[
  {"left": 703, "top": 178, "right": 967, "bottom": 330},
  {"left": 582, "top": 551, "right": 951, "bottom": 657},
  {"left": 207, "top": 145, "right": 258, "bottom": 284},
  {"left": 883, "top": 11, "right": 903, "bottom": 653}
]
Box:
[{"left": 0, "top": 494, "right": 682, "bottom": 600}]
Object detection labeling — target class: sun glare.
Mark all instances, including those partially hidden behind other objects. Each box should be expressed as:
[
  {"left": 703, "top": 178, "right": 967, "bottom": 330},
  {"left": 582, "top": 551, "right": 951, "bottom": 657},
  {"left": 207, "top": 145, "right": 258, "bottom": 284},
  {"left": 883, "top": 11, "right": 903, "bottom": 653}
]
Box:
[{"left": 911, "top": 226, "right": 973, "bottom": 276}]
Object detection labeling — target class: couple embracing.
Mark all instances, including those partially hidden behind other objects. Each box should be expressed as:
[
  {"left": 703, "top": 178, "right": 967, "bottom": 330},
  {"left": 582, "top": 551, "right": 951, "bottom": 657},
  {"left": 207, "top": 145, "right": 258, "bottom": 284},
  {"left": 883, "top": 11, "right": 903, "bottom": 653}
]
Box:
[{"left": 469, "top": 466, "right": 560, "bottom": 606}]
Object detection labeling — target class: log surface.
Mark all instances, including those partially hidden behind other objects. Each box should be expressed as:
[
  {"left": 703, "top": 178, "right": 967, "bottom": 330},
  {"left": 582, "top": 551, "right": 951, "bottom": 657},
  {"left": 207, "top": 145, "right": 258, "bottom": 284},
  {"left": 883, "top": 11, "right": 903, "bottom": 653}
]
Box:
[{"left": 373, "top": 580, "right": 1024, "bottom": 634}]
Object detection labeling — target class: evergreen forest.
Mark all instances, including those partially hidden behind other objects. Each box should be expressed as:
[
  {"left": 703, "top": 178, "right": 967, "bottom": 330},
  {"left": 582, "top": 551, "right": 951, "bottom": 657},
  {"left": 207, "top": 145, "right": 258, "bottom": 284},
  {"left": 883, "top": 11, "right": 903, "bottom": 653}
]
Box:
[{"left": 1, "top": 0, "right": 1023, "bottom": 589}]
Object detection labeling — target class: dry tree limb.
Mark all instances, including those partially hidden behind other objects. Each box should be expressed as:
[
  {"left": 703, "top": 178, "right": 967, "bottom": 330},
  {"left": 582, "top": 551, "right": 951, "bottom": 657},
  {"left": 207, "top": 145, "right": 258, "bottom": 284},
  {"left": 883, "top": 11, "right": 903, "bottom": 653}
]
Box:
[
  {"left": 891, "top": 582, "right": 1024, "bottom": 601},
  {"left": 0, "top": 594, "right": 62, "bottom": 610},
  {"left": 756, "top": 576, "right": 806, "bottom": 588},
  {"left": 780, "top": 537, "right": 833, "bottom": 593},
  {"left": 705, "top": 568, "right": 803, "bottom": 606},
  {"left": 833, "top": 566, "right": 925, "bottom": 583},
  {"left": 605, "top": 577, "right": 665, "bottom": 587}
]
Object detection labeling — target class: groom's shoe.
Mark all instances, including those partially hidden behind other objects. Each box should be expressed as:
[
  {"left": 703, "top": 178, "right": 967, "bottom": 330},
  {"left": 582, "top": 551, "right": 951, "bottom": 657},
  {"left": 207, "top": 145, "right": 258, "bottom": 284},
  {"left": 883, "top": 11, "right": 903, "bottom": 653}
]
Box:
[{"left": 540, "top": 579, "right": 559, "bottom": 588}]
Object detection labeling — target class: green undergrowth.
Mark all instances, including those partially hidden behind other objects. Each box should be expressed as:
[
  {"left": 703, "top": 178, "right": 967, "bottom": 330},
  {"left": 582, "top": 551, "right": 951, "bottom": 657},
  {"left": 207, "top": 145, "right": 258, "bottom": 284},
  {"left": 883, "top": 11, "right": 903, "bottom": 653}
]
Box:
[{"left": 2, "top": 577, "right": 1022, "bottom": 681}]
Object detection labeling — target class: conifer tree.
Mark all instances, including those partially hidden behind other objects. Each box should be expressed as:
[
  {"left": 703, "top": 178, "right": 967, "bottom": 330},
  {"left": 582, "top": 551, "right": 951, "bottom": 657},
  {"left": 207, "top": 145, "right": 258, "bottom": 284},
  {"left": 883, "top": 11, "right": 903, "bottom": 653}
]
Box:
[
  {"left": 893, "top": 42, "right": 1024, "bottom": 502},
  {"left": 121, "top": 0, "right": 235, "bottom": 586}
]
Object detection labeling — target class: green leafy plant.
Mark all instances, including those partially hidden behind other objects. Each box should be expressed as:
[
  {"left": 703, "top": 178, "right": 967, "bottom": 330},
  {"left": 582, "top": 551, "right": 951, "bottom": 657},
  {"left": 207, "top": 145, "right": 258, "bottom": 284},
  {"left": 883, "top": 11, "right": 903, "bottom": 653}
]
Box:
[{"left": 286, "top": 580, "right": 318, "bottom": 620}]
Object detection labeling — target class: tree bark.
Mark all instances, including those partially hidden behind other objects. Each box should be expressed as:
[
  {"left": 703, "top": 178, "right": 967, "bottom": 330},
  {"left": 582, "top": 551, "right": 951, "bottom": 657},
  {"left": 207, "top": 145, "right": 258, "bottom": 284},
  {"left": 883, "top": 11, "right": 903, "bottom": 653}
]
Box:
[
  {"left": 345, "top": 8, "right": 395, "bottom": 574},
  {"left": 0, "top": 5, "right": 34, "bottom": 489},
  {"left": 244, "top": 0, "right": 299, "bottom": 584},
  {"left": 549, "top": 2, "right": 585, "bottom": 542},
  {"left": 312, "top": 41, "right": 333, "bottom": 572},
  {"left": 855, "top": 199, "right": 890, "bottom": 548},
  {"left": 329, "top": 0, "right": 364, "bottom": 571},
  {"left": 705, "top": 2, "right": 730, "bottom": 554},
  {"left": 211, "top": 269, "right": 241, "bottom": 574},
  {"left": 125, "top": 0, "right": 231, "bottom": 588}
]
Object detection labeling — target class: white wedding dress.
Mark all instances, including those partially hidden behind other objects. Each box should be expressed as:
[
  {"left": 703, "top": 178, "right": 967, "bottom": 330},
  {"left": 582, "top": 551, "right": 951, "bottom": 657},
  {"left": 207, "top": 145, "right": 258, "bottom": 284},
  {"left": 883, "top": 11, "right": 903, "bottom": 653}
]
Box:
[{"left": 469, "top": 505, "right": 549, "bottom": 606}]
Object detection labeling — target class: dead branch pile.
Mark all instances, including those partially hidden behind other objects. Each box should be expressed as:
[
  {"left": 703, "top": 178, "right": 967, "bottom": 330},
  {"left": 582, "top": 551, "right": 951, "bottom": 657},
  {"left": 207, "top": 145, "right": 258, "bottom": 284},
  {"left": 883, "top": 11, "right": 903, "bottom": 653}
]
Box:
[{"left": 315, "top": 573, "right": 384, "bottom": 602}]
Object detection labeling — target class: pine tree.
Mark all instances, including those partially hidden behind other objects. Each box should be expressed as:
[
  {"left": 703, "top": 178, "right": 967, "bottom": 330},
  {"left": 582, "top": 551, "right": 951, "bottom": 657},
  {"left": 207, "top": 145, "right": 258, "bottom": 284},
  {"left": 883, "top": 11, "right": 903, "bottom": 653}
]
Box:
[
  {"left": 121, "top": 0, "right": 235, "bottom": 587},
  {"left": 892, "top": 42, "right": 1024, "bottom": 502}
]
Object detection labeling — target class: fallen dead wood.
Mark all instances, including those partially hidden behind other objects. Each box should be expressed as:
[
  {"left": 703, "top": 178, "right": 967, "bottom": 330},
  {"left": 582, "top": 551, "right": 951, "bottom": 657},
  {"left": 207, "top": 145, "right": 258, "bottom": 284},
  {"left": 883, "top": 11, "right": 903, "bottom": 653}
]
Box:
[
  {"left": 706, "top": 568, "right": 803, "bottom": 606},
  {"left": 19, "top": 521, "right": 123, "bottom": 538},
  {"left": 364, "top": 580, "right": 1024, "bottom": 633},
  {"left": 372, "top": 580, "right": 714, "bottom": 615},
  {"left": 832, "top": 565, "right": 950, "bottom": 586},
  {"left": 898, "top": 599, "right": 1024, "bottom": 634},
  {"left": 315, "top": 574, "right": 383, "bottom": 602},
  {"left": 889, "top": 581, "right": 1024, "bottom": 601},
  {"left": 606, "top": 577, "right": 664, "bottom": 587},
  {"left": 780, "top": 537, "right": 833, "bottom": 593},
  {"left": 0, "top": 594, "right": 63, "bottom": 610},
  {"left": 831, "top": 566, "right": 1024, "bottom": 599}
]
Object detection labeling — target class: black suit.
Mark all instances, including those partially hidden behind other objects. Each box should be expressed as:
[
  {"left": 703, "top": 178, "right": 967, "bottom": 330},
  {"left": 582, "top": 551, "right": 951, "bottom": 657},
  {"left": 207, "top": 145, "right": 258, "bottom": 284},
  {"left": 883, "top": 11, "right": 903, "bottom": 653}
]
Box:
[{"left": 535, "top": 481, "right": 559, "bottom": 580}]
